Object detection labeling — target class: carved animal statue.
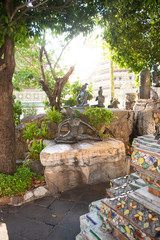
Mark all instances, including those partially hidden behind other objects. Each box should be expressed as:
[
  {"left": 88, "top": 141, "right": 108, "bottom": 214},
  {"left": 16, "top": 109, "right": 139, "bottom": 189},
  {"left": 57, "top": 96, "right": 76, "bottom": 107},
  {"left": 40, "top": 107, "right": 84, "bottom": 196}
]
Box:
[{"left": 108, "top": 98, "right": 120, "bottom": 108}]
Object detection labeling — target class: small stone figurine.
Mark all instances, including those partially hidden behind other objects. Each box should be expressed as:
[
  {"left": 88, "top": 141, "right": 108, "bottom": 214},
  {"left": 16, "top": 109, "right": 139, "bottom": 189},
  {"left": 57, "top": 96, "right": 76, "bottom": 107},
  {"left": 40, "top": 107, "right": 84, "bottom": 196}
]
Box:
[
  {"left": 95, "top": 87, "right": 105, "bottom": 107},
  {"left": 151, "top": 63, "right": 160, "bottom": 87},
  {"left": 108, "top": 98, "right": 120, "bottom": 108},
  {"left": 76, "top": 83, "right": 89, "bottom": 107}
]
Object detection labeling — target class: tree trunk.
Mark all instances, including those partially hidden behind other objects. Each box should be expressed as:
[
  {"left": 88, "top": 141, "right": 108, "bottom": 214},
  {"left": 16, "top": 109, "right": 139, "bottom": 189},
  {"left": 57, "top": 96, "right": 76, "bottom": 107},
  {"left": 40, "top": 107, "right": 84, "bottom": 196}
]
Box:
[
  {"left": 0, "top": 35, "right": 16, "bottom": 174},
  {"left": 39, "top": 65, "right": 74, "bottom": 110},
  {"left": 50, "top": 66, "right": 75, "bottom": 110}
]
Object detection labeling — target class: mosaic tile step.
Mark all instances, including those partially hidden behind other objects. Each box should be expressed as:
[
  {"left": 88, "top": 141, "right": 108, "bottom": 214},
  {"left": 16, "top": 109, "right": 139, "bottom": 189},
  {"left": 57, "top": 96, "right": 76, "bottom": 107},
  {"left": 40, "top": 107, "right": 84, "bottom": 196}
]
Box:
[
  {"left": 76, "top": 225, "right": 117, "bottom": 240},
  {"left": 133, "top": 137, "right": 160, "bottom": 147},
  {"left": 107, "top": 174, "right": 146, "bottom": 198},
  {"left": 101, "top": 194, "right": 160, "bottom": 240},
  {"left": 131, "top": 137, "right": 160, "bottom": 179},
  {"left": 77, "top": 210, "right": 116, "bottom": 240},
  {"left": 106, "top": 184, "right": 134, "bottom": 198},
  {"left": 89, "top": 199, "right": 105, "bottom": 213},
  {"left": 89, "top": 225, "right": 117, "bottom": 240},
  {"left": 132, "top": 134, "right": 160, "bottom": 151},
  {"left": 135, "top": 186, "right": 160, "bottom": 208},
  {"left": 133, "top": 135, "right": 160, "bottom": 153},
  {"left": 80, "top": 211, "right": 102, "bottom": 231},
  {"left": 128, "top": 189, "right": 160, "bottom": 214},
  {"left": 132, "top": 164, "right": 160, "bottom": 191},
  {"left": 110, "top": 173, "right": 140, "bottom": 187}
]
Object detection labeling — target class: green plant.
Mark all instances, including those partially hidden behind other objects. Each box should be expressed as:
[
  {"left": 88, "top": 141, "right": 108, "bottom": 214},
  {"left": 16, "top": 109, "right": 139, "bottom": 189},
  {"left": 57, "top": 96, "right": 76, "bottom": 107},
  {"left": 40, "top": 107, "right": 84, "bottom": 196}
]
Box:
[
  {"left": 23, "top": 123, "right": 38, "bottom": 140},
  {"left": 45, "top": 106, "right": 62, "bottom": 124},
  {"left": 0, "top": 166, "right": 35, "bottom": 197},
  {"left": 73, "top": 109, "right": 81, "bottom": 118},
  {"left": 84, "top": 107, "right": 117, "bottom": 132},
  {"left": 13, "top": 100, "right": 23, "bottom": 126},
  {"left": 23, "top": 122, "right": 48, "bottom": 140},
  {"left": 36, "top": 122, "right": 49, "bottom": 139},
  {"left": 27, "top": 139, "right": 47, "bottom": 160},
  {"left": 23, "top": 104, "right": 37, "bottom": 117}
]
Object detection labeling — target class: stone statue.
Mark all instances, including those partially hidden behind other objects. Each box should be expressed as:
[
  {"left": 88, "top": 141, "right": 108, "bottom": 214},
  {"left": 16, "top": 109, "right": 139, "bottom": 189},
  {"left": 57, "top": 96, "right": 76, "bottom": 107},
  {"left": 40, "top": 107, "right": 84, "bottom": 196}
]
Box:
[
  {"left": 151, "top": 63, "right": 160, "bottom": 87},
  {"left": 139, "top": 69, "right": 150, "bottom": 99},
  {"left": 76, "top": 83, "right": 89, "bottom": 107},
  {"left": 108, "top": 98, "right": 120, "bottom": 108},
  {"left": 125, "top": 93, "right": 137, "bottom": 110},
  {"left": 95, "top": 87, "right": 105, "bottom": 107},
  {"left": 55, "top": 107, "right": 102, "bottom": 143}
]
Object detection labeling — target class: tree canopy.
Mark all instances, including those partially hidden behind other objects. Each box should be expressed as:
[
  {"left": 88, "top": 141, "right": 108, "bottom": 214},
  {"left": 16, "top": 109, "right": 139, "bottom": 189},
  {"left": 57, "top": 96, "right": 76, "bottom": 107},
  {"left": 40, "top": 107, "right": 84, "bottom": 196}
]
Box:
[
  {"left": 0, "top": 0, "right": 104, "bottom": 47},
  {"left": 0, "top": 0, "right": 105, "bottom": 174},
  {"left": 102, "top": 0, "right": 160, "bottom": 73}
]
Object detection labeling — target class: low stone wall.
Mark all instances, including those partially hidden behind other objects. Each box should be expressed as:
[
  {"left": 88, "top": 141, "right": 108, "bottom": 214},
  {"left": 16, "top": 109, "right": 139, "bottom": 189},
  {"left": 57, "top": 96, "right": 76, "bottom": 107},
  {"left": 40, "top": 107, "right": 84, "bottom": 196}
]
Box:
[
  {"left": 15, "top": 107, "right": 157, "bottom": 159},
  {"left": 40, "top": 138, "right": 127, "bottom": 194}
]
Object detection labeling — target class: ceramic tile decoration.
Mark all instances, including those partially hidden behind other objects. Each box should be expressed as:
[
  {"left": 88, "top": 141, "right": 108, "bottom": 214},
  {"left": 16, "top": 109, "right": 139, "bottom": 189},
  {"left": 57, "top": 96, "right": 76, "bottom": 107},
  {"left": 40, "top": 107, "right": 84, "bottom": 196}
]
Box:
[
  {"left": 131, "top": 134, "right": 160, "bottom": 193},
  {"left": 101, "top": 133, "right": 160, "bottom": 240},
  {"left": 77, "top": 131, "right": 160, "bottom": 240}
]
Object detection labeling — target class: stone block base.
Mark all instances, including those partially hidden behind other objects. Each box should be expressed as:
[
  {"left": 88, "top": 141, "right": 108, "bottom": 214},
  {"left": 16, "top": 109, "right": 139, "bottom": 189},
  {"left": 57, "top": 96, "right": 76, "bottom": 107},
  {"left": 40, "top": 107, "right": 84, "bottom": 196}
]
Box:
[{"left": 40, "top": 138, "right": 127, "bottom": 194}]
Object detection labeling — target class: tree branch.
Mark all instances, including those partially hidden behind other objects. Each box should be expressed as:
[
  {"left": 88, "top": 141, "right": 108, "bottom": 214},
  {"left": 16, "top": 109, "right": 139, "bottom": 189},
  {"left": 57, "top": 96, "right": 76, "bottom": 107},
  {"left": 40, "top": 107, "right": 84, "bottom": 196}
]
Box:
[
  {"left": 14, "top": 0, "right": 49, "bottom": 22},
  {"left": 14, "top": 0, "right": 77, "bottom": 22},
  {"left": 54, "top": 38, "right": 73, "bottom": 70},
  {"left": 10, "top": 0, "right": 37, "bottom": 21},
  {"left": 39, "top": 46, "right": 48, "bottom": 85},
  {"left": 43, "top": 47, "right": 56, "bottom": 78},
  {"left": 38, "top": 79, "right": 50, "bottom": 95},
  {"left": 64, "top": 65, "right": 75, "bottom": 80}
]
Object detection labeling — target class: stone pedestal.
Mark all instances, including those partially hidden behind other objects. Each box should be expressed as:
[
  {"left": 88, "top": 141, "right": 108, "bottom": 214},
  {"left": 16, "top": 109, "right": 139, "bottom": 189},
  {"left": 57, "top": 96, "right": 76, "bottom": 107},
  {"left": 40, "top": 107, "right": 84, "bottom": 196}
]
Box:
[
  {"left": 133, "top": 99, "right": 160, "bottom": 111},
  {"left": 40, "top": 139, "right": 127, "bottom": 194}
]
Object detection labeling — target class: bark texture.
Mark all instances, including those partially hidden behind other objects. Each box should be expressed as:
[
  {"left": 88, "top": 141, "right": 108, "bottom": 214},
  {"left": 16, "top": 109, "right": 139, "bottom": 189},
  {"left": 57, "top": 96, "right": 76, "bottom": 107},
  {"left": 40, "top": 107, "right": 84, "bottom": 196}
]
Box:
[{"left": 0, "top": 35, "right": 16, "bottom": 174}]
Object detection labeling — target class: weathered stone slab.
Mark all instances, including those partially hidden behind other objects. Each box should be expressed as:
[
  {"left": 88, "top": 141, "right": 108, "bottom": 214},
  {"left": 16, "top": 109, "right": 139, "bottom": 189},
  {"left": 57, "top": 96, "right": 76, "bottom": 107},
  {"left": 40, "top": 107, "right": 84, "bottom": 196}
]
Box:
[{"left": 40, "top": 138, "right": 127, "bottom": 193}]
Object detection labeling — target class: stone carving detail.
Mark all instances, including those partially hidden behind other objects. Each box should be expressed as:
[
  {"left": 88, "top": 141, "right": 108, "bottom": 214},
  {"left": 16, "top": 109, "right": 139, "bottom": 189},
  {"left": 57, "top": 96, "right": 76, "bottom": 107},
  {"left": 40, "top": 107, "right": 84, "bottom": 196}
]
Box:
[
  {"left": 95, "top": 86, "right": 105, "bottom": 107},
  {"left": 55, "top": 107, "right": 101, "bottom": 143},
  {"left": 151, "top": 63, "right": 160, "bottom": 87},
  {"left": 76, "top": 83, "right": 89, "bottom": 107},
  {"left": 139, "top": 69, "right": 150, "bottom": 99}
]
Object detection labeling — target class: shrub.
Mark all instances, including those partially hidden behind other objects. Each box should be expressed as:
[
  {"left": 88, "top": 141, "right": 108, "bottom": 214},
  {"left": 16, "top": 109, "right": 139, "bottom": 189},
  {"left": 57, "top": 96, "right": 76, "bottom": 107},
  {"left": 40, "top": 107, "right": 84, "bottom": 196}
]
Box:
[
  {"left": 27, "top": 139, "right": 47, "bottom": 160},
  {"left": 84, "top": 107, "right": 117, "bottom": 132},
  {"left": 13, "top": 100, "right": 23, "bottom": 126},
  {"left": 45, "top": 106, "right": 62, "bottom": 124},
  {"left": 23, "top": 123, "right": 38, "bottom": 140},
  {"left": 23, "top": 104, "right": 37, "bottom": 117},
  {"left": 0, "top": 166, "right": 35, "bottom": 197},
  {"left": 23, "top": 122, "right": 48, "bottom": 140}
]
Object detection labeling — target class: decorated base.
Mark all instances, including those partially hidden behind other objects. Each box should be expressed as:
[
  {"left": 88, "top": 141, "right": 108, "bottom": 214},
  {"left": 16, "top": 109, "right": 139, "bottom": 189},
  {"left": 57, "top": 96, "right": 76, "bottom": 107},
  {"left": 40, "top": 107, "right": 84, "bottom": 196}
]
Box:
[
  {"left": 77, "top": 134, "right": 160, "bottom": 240},
  {"left": 100, "top": 193, "right": 160, "bottom": 240},
  {"left": 131, "top": 134, "right": 160, "bottom": 194}
]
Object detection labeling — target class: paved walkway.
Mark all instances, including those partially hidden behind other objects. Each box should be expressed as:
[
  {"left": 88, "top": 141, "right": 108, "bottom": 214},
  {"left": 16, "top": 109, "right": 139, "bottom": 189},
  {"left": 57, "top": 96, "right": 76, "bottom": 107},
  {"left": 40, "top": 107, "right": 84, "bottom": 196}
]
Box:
[{"left": 0, "top": 182, "right": 109, "bottom": 240}]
